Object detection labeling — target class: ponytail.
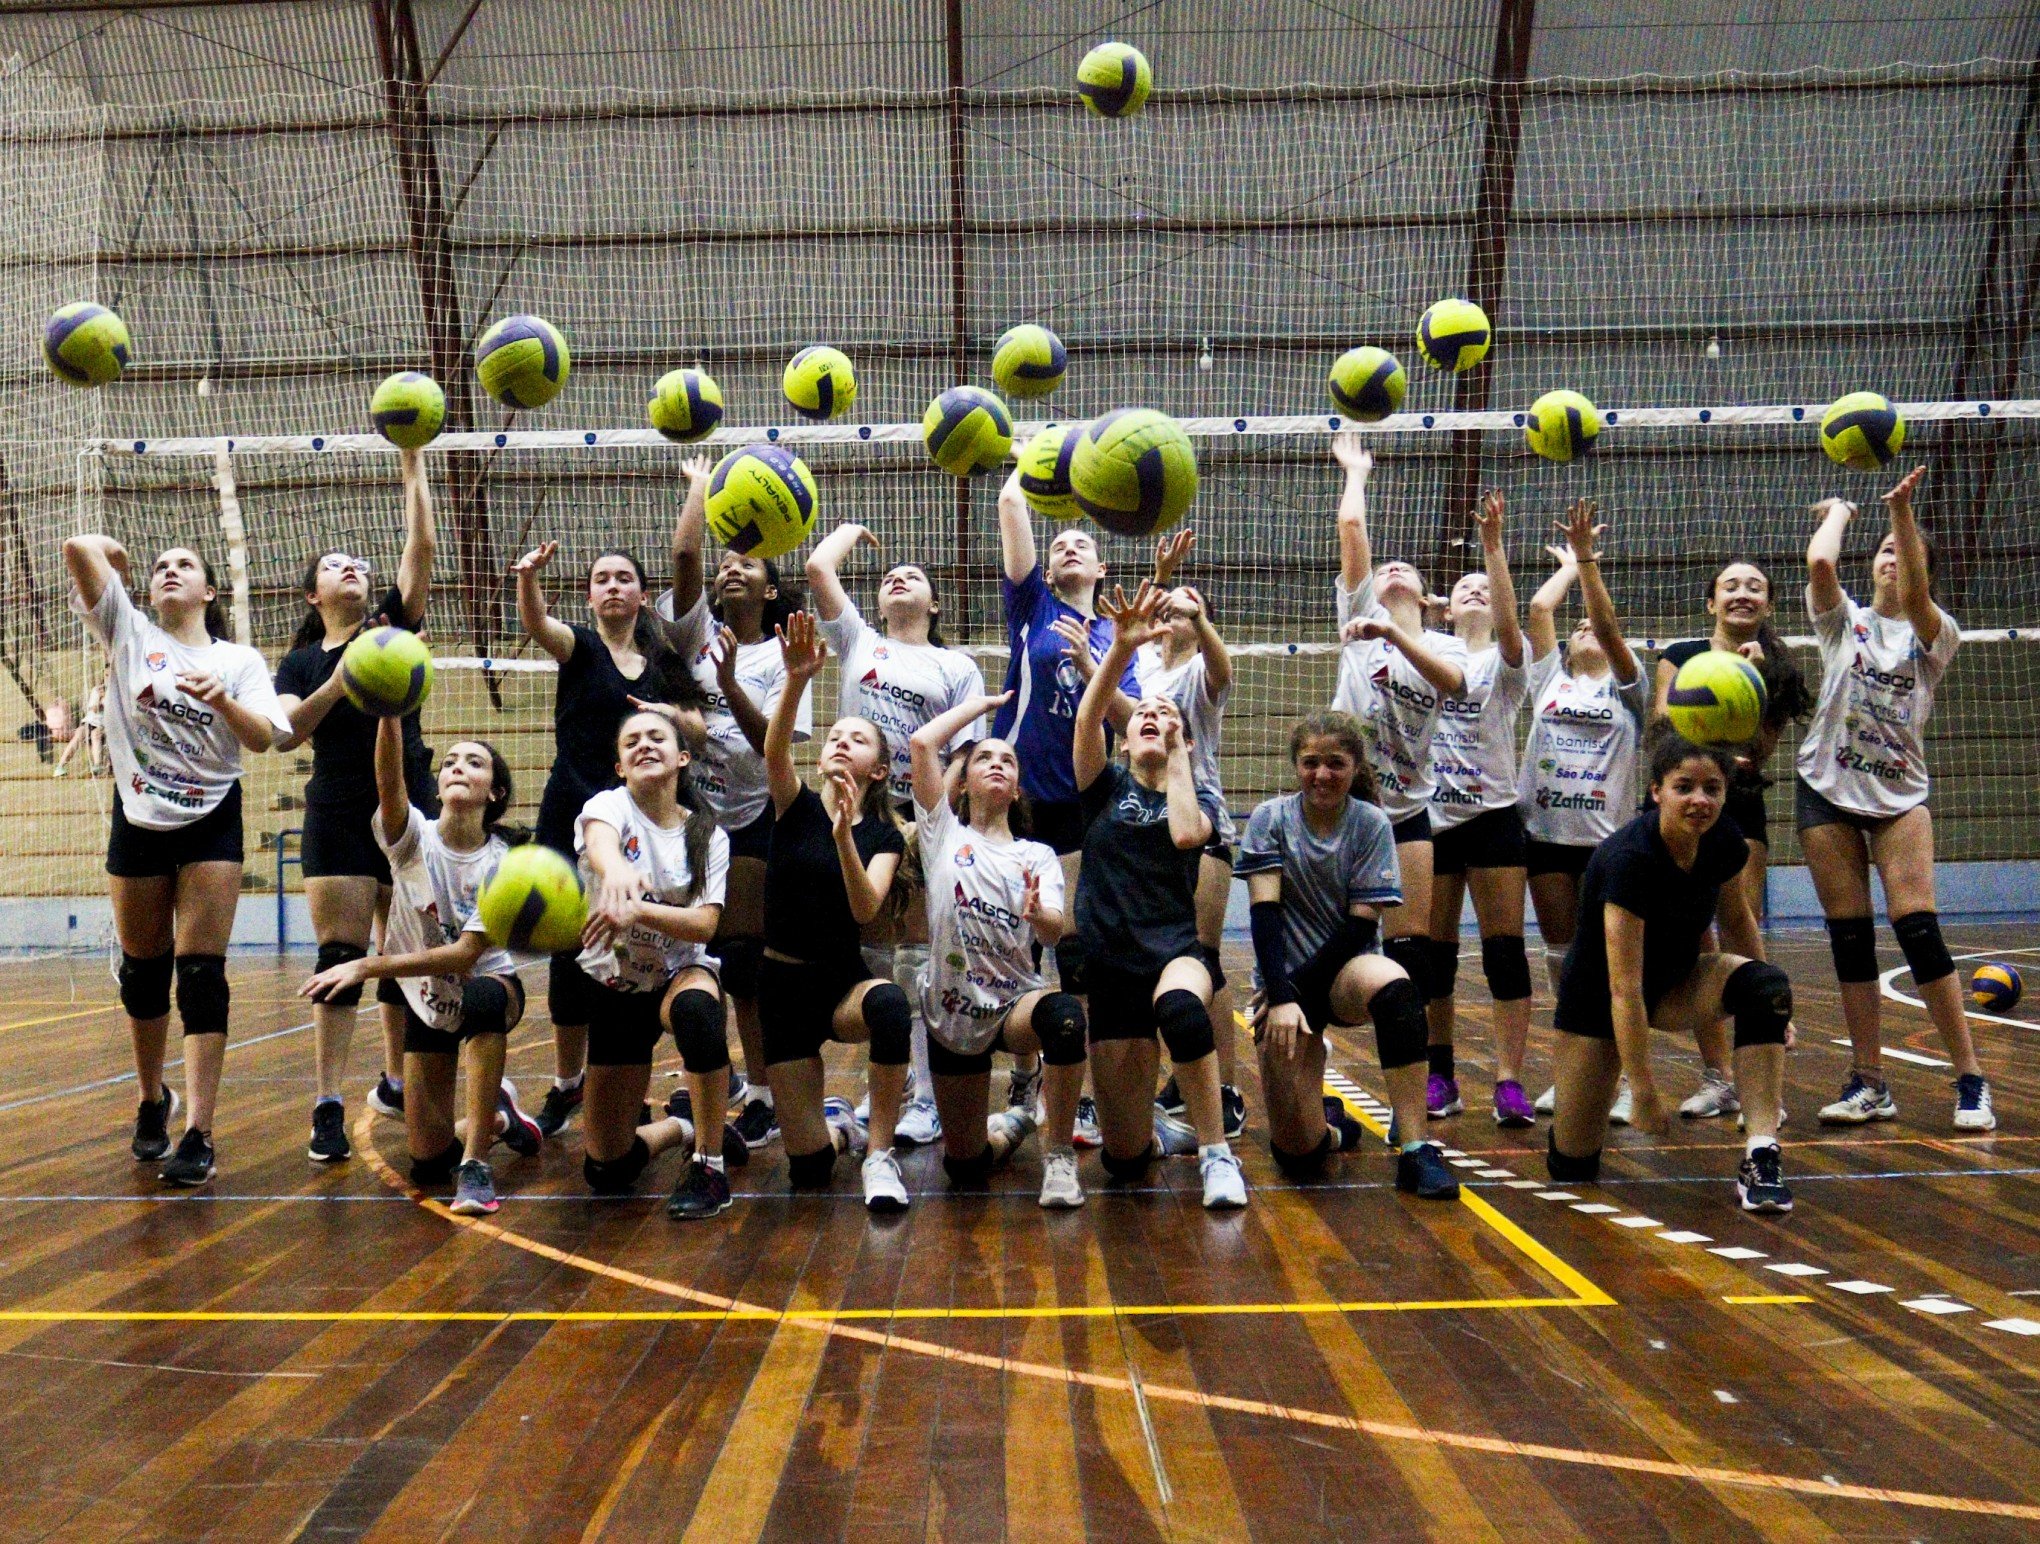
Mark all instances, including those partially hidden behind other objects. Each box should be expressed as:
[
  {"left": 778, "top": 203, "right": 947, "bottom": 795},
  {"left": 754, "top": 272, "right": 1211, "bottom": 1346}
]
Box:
[
  {"left": 673, "top": 760, "right": 717, "bottom": 905},
  {"left": 1751, "top": 619, "right": 1812, "bottom": 728}
]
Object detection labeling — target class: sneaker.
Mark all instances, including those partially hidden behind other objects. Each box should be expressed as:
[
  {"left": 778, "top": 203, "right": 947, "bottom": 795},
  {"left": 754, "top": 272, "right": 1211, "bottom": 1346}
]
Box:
[
  {"left": 1395, "top": 1142, "right": 1460, "bottom": 1200},
  {"left": 896, "top": 1096, "right": 943, "bottom": 1147},
  {"left": 1324, "top": 1096, "right": 1367, "bottom": 1152},
  {"left": 665, "top": 1085, "right": 693, "bottom": 1122},
  {"left": 824, "top": 1095, "right": 868, "bottom": 1161},
  {"left": 1680, "top": 1067, "right": 1740, "bottom": 1120},
  {"left": 1221, "top": 1083, "right": 1247, "bottom": 1139},
  {"left": 496, "top": 1081, "right": 542, "bottom": 1158},
  {"left": 1818, "top": 1071, "right": 1896, "bottom": 1125},
  {"left": 1954, "top": 1074, "right": 1996, "bottom": 1132},
  {"left": 1200, "top": 1149, "right": 1248, "bottom": 1210},
  {"left": 1153, "top": 1109, "right": 1200, "bottom": 1157},
  {"left": 1039, "top": 1148, "right": 1085, "bottom": 1209},
  {"left": 131, "top": 1084, "right": 178, "bottom": 1162},
  {"left": 534, "top": 1079, "right": 583, "bottom": 1137},
  {"left": 1493, "top": 1080, "right": 1536, "bottom": 1129},
  {"left": 1533, "top": 1085, "right": 1556, "bottom": 1115},
  {"left": 720, "top": 1122, "right": 751, "bottom": 1167},
  {"left": 862, "top": 1148, "right": 910, "bottom": 1213},
  {"left": 1736, "top": 1143, "right": 1794, "bottom": 1214},
  {"left": 987, "top": 1106, "right": 1037, "bottom": 1161},
  {"left": 666, "top": 1158, "right": 733, "bottom": 1220},
  {"left": 724, "top": 1073, "right": 751, "bottom": 1113},
  {"left": 450, "top": 1158, "right": 499, "bottom": 1216},
  {"left": 1385, "top": 1110, "right": 1400, "bottom": 1149},
  {"left": 1607, "top": 1078, "right": 1634, "bottom": 1127},
  {"left": 1154, "top": 1074, "right": 1186, "bottom": 1115},
  {"left": 733, "top": 1096, "right": 780, "bottom": 1150},
  {"left": 367, "top": 1074, "right": 405, "bottom": 1119},
  {"left": 308, "top": 1099, "right": 350, "bottom": 1162},
  {"left": 1426, "top": 1074, "right": 1463, "bottom": 1118},
  {"left": 1071, "top": 1095, "right": 1103, "bottom": 1149},
  {"left": 1007, "top": 1065, "right": 1043, "bottom": 1115},
  {"left": 160, "top": 1127, "right": 215, "bottom": 1187}
]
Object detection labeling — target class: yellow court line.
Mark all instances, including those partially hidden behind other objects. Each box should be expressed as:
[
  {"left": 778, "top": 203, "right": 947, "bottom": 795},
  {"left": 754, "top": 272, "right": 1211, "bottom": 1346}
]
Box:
[
  {"left": 0, "top": 1005, "right": 124, "bottom": 1033},
  {"left": 1723, "top": 1295, "right": 1815, "bottom": 1306}
]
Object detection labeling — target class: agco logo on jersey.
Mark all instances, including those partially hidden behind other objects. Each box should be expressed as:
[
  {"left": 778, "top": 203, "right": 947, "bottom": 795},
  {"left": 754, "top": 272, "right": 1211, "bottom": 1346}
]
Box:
[
  {"left": 954, "top": 882, "right": 1023, "bottom": 929},
  {"left": 859, "top": 668, "right": 930, "bottom": 712}
]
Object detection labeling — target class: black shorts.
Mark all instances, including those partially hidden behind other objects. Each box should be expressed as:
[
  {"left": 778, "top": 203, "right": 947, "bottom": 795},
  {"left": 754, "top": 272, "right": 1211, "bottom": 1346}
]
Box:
[
  {"left": 584, "top": 977, "right": 672, "bottom": 1067},
  {"left": 726, "top": 801, "right": 776, "bottom": 863},
  {"left": 401, "top": 975, "right": 525, "bottom": 1056},
  {"left": 1431, "top": 805, "right": 1527, "bottom": 875},
  {"left": 1524, "top": 838, "right": 1594, "bottom": 879},
  {"left": 1726, "top": 781, "right": 1769, "bottom": 848},
  {"left": 758, "top": 952, "right": 879, "bottom": 1065},
  {"left": 299, "top": 797, "right": 389, "bottom": 884},
  {"left": 1201, "top": 836, "right": 1233, "bottom": 866},
  {"left": 1085, "top": 956, "right": 1201, "bottom": 1044},
  {"left": 1794, "top": 776, "right": 1907, "bottom": 835},
  {"left": 1390, "top": 809, "right": 1432, "bottom": 846},
  {"left": 106, "top": 783, "right": 245, "bottom": 879},
  {"left": 926, "top": 1021, "right": 1016, "bottom": 1079},
  {"left": 1291, "top": 937, "right": 1364, "bottom": 1035},
  {"left": 1556, "top": 981, "right": 1675, "bottom": 1042},
  {"left": 1029, "top": 798, "right": 1088, "bottom": 857}
]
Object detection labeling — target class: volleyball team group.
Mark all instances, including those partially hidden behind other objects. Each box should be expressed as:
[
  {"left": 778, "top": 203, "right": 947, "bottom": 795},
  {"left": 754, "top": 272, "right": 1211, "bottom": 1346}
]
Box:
[{"left": 60, "top": 428, "right": 1996, "bottom": 1222}]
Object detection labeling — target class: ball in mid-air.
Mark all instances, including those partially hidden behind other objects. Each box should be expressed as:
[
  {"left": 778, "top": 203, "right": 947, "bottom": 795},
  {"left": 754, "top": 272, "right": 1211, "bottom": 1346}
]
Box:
[
  {"left": 1970, "top": 962, "right": 2022, "bottom": 1013},
  {"left": 1664, "top": 649, "right": 1767, "bottom": 746},
  {"left": 1017, "top": 423, "right": 1080, "bottom": 520},
  {"left": 44, "top": 302, "right": 131, "bottom": 387},
  {"left": 1416, "top": 298, "right": 1492, "bottom": 373},
  {"left": 1821, "top": 391, "right": 1905, "bottom": 472},
  {"left": 1328, "top": 346, "right": 1406, "bottom": 422},
  {"left": 782, "top": 345, "right": 857, "bottom": 421},
  {"left": 477, "top": 844, "right": 588, "bottom": 954},
  {"left": 339, "top": 627, "right": 433, "bottom": 717},
  {"left": 1070, "top": 409, "right": 1198, "bottom": 537},
  {"left": 647, "top": 367, "right": 724, "bottom": 443},
  {"left": 706, "top": 445, "right": 819, "bottom": 559},
  {"left": 476, "top": 314, "right": 569, "bottom": 409},
  {"left": 992, "top": 324, "right": 1067, "bottom": 398},
  {"left": 924, "top": 386, "right": 1013, "bottom": 476},
  {"left": 1525, "top": 389, "right": 1602, "bottom": 464},
  {"left": 369, "top": 371, "right": 446, "bottom": 448},
  {"left": 1078, "top": 42, "right": 1152, "bottom": 119}
]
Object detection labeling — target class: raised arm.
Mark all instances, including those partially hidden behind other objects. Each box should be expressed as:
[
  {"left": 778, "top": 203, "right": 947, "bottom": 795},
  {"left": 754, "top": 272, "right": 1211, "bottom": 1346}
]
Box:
[
  {"left": 825, "top": 771, "right": 898, "bottom": 925},
  {"left": 62, "top": 533, "right": 125, "bottom": 613},
  {"left": 373, "top": 713, "right": 409, "bottom": 847},
  {"left": 1806, "top": 495, "right": 1852, "bottom": 617},
  {"left": 1050, "top": 615, "right": 1137, "bottom": 730},
  {"left": 1881, "top": 465, "right": 1939, "bottom": 646},
  {"left": 1162, "top": 719, "right": 1212, "bottom": 851},
  {"left": 804, "top": 522, "right": 876, "bottom": 624},
  {"left": 1527, "top": 544, "right": 1577, "bottom": 662},
  {"left": 1343, "top": 613, "right": 1466, "bottom": 697},
  {"left": 766, "top": 610, "right": 826, "bottom": 816},
  {"left": 1180, "top": 586, "right": 1233, "bottom": 698},
  {"left": 393, "top": 446, "right": 435, "bottom": 624},
  {"left": 1074, "top": 583, "right": 1160, "bottom": 792},
  {"left": 1561, "top": 499, "right": 1637, "bottom": 683},
  {"left": 513, "top": 540, "right": 576, "bottom": 663},
  {"left": 1475, "top": 490, "right": 1524, "bottom": 668},
  {"left": 714, "top": 625, "right": 770, "bottom": 754},
  {"left": 1332, "top": 433, "right": 1374, "bottom": 593},
  {"left": 910, "top": 691, "right": 1011, "bottom": 813},
  {"left": 670, "top": 454, "right": 713, "bottom": 619},
  {"left": 997, "top": 466, "right": 1037, "bottom": 585}
]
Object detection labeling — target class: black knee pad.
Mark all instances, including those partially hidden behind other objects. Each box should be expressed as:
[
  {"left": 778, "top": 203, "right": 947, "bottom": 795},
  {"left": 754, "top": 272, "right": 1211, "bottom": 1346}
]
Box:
[
  {"left": 718, "top": 935, "right": 763, "bottom": 998},
  {"left": 786, "top": 1142, "right": 837, "bottom": 1190},
  {"left": 942, "top": 1149, "right": 995, "bottom": 1187},
  {"left": 1825, "top": 916, "right": 1878, "bottom": 984},
  {"left": 174, "top": 954, "right": 230, "bottom": 1038},
  {"left": 1480, "top": 935, "right": 1532, "bottom": 1003},
  {"left": 1892, "top": 910, "right": 1954, "bottom": 987},
  {"left": 409, "top": 1141, "right": 462, "bottom": 1187},
  {"left": 1271, "top": 1130, "right": 1334, "bottom": 1181},
  {"left": 1101, "top": 1142, "right": 1155, "bottom": 1181},
  {"left": 1053, "top": 936, "right": 1090, "bottom": 996},
  {"left": 1545, "top": 1131, "right": 1602, "bottom": 1183},
  {"left": 583, "top": 1136, "right": 651, "bottom": 1195},
  {"left": 863, "top": 982, "right": 913, "bottom": 1066},
  {"left": 453, "top": 976, "right": 514, "bottom": 1042},
  {"left": 315, "top": 941, "right": 368, "bottom": 1007},
  {"left": 118, "top": 951, "right": 173, "bottom": 1020},
  {"left": 667, "top": 987, "right": 730, "bottom": 1074},
  {"left": 1381, "top": 935, "right": 1430, "bottom": 1006},
  {"left": 1156, "top": 989, "right": 1215, "bottom": 1063},
  {"left": 1425, "top": 937, "right": 1462, "bottom": 999},
  {"left": 1200, "top": 943, "right": 1227, "bottom": 996},
  {"left": 1723, "top": 959, "right": 1793, "bottom": 1049},
  {"left": 1367, "top": 977, "right": 1428, "bottom": 1071},
  {"left": 1032, "top": 992, "right": 1088, "bottom": 1067}
]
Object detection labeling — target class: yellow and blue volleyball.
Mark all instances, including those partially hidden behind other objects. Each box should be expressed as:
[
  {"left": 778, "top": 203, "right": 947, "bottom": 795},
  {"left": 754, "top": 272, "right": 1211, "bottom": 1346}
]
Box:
[
  {"left": 1328, "top": 346, "right": 1406, "bottom": 422},
  {"left": 1017, "top": 423, "right": 1080, "bottom": 519},
  {"left": 1821, "top": 391, "right": 1905, "bottom": 472},
  {"left": 1665, "top": 650, "right": 1767, "bottom": 746},
  {"left": 705, "top": 444, "right": 819, "bottom": 559},
  {"left": 369, "top": 371, "right": 445, "bottom": 449},
  {"left": 1078, "top": 42, "right": 1152, "bottom": 119},
  {"left": 1525, "top": 389, "right": 1602, "bottom": 464},
  {"left": 1416, "top": 297, "right": 1492, "bottom": 373},
  {"left": 992, "top": 324, "right": 1067, "bottom": 399},
  {"left": 782, "top": 345, "right": 857, "bottom": 421},
  {"left": 44, "top": 302, "right": 131, "bottom": 387},
  {"left": 1070, "top": 409, "right": 1198, "bottom": 537},
  {"left": 647, "top": 367, "right": 724, "bottom": 443},
  {"left": 475, "top": 313, "right": 569, "bottom": 409},
  {"left": 924, "top": 386, "right": 1013, "bottom": 476},
  {"left": 477, "top": 844, "right": 588, "bottom": 954},
  {"left": 339, "top": 627, "right": 433, "bottom": 718},
  {"left": 1969, "top": 963, "right": 2022, "bottom": 1013}
]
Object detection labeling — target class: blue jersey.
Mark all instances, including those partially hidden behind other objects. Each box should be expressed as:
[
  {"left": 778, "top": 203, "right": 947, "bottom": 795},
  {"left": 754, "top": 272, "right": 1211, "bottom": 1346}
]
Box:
[{"left": 992, "top": 564, "right": 1140, "bottom": 805}]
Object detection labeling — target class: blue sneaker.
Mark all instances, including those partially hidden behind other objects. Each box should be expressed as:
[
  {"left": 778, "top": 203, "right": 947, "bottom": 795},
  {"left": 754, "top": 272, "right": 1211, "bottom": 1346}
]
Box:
[{"left": 1395, "top": 1142, "right": 1460, "bottom": 1201}]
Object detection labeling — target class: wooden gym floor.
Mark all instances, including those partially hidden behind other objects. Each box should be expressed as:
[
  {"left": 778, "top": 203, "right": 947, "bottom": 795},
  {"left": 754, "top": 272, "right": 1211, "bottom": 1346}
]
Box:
[{"left": 0, "top": 928, "right": 2035, "bottom": 1542}]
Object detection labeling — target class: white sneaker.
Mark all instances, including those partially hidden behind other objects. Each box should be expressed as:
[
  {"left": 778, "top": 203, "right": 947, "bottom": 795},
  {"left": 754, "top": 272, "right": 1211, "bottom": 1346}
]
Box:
[
  {"left": 987, "top": 1106, "right": 1037, "bottom": 1162},
  {"left": 1533, "top": 1084, "right": 1556, "bottom": 1115},
  {"left": 1039, "top": 1148, "right": 1085, "bottom": 1209},
  {"left": 862, "top": 1148, "right": 909, "bottom": 1213},
  {"left": 1818, "top": 1073, "right": 1896, "bottom": 1125},
  {"left": 1680, "top": 1068, "right": 1741, "bottom": 1119},
  {"left": 1200, "top": 1149, "right": 1248, "bottom": 1209},
  {"left": 1953, "top": 1074, "right": 1996, "bottom": 1132},
  {"left": 1071, "top": 1095, "right": 1103, "bottom": 1149},
  {"left": 823, "top": 1095, "right": 868, "bottom": 1160},
  {"left": 896, "top": 1097, "right": 943, "bottom": 1147},
  {"left": 1607, "top": 1077, "right": 1633, "bottom": 1127},
  {"left": 1153, "top": 1109, "right": 1200, "bottom": 1157},
  {"left": 1007, "top": 1065, "right": 1042, "bottom": 1114}
]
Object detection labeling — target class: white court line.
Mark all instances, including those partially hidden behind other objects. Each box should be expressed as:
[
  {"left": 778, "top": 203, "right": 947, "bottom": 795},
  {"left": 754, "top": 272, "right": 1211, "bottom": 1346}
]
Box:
[
  {"left": 1880, "top": 964, "right": 2033, "bottom": 1032},
  {"left": 1828, "top": 1038, "right": 1953, "bottom": 1069}
]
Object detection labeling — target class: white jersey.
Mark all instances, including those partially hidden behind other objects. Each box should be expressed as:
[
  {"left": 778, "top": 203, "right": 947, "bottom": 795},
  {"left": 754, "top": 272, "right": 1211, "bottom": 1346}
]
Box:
[
  {"left": 915, "top": 792, "right": 1062, "bottom": 1055},
  {"left": 1428, "top": 643, "right": 1527, "bottom": 830},
  {"left": 659, "top": 590, "right": 809, "bottom": 830},
  {"left": 1134, "top": 644, "right": 1234, "bottom": 842},
  {"left": 74, "top": 576, "right": 288, "bottom": 830},
  {"left": 1795, "top": 591, "right": 1958, "bottom": 818},
  {"left": 1331, "top": 576, "right": 1464, "bottom": 824},
  {"left": 574, "top": 785, "right": 731, "bottom": 992},
  {"left": 1519, "top": 650, "right": 1648, "bottom": 846},
  {"left": 372, "top": 805, "right": 519, "bottom": 1029},
  {"left": 819, "top": 600, "right": 985, "bottom": 807}
]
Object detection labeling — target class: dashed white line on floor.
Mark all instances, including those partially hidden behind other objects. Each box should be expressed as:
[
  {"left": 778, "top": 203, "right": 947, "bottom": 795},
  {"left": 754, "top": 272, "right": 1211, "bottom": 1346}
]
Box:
[
  {"left": 1766, "top": 1263, "right": 1829, "bottom": 1278},
  {"left": 1829, "top": 1280, "right": 1894, "bottom": 1295},
  {"left": 1901, "top": 1298, "right": 1974, "bottom": 1315}
]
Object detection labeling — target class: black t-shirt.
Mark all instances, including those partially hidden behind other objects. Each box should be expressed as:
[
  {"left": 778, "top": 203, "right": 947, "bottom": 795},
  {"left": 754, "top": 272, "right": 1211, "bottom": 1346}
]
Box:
[
  {"left": 535, "top": 623, "right": 664, "bottom": 853},
  {"left": 273, "top": 583, "right": 433, "bottom": 810},
  {"left": 762, "top": 785, "right": 906, "bottom": 966},
  {"left": 1555, "top": 808, "right": 1748, "bottom": 1035},
  {"left": 1073, "top": 761, "right": 1205, "bottom": 973}
]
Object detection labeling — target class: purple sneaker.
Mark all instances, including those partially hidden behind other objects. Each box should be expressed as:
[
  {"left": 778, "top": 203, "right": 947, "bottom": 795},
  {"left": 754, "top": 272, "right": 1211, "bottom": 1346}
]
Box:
[
  {"left": 1427, "top": 1074, "right": 1463, "bottom": 1118},
  {"left": 1493, "top": 1079, "right": 1536, "bottom": 1128}
]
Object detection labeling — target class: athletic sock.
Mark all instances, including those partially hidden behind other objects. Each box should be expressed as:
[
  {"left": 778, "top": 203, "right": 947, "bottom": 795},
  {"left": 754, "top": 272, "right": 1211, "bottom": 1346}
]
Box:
[
  {"left": 314, "top": 1093, "right": 341, "bottom": 1109},
  {"left": 753, "top": 1086, "right": 775, "bottom": 1109},
  {"left": 552, "top": 1071, "right": 584, "bottom": 1093},
  {"left": 1400, "top": 1140, "right": 1427, "bottom": 1155},
  {"left": 703, "top": 1152, "right": 726, "bottom": 1174},
  {"left": 1744, "top": 1134, "right": 1778, "bottom": 1157}
]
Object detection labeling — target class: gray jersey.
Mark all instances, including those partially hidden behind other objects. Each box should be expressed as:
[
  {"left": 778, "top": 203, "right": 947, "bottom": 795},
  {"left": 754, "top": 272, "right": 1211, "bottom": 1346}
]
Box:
[{"left": 1234, "top": 793, "right": 1402, "bottom": 987}]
